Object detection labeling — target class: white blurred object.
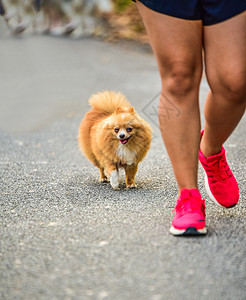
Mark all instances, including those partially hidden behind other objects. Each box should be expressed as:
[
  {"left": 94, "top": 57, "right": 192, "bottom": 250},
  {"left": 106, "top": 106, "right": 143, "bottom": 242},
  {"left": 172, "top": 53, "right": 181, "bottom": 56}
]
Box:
[
  {"left": 41, "top": 0, "right": 113, "bottom": 37},
  {"left": 2, "top": 0, "right": 38, "bottom": 34},
  {"left": 96, "top": 0, "right": 113, "bottom": 13},
  {"left": 0, "top": 0, "right": 113, "bottom": 36}
]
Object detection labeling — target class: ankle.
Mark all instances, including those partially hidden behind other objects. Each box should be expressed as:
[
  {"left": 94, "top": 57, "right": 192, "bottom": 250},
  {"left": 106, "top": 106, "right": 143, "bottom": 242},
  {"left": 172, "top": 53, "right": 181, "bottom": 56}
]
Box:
[
  {"left": 200, "top": 136, "right": 222, "bottom": 158},
  {"left": 178, "top": 186, "right": 199, "bottom": 196}
]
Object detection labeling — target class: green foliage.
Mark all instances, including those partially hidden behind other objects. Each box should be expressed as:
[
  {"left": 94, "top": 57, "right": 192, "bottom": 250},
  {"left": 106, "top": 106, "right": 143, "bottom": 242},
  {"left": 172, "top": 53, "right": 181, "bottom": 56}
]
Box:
[{"left": 113, "top": 0, "right": 132, "bottom": 12}]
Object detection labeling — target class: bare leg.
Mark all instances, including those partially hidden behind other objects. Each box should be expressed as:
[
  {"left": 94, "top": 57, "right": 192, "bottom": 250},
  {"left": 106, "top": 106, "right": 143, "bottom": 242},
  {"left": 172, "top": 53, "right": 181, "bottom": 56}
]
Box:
[
  {"left": 201, "top": 12, "right": 246, "bottom": 157},
  {"left": 137, "top": 2, "right": 203, "bottom": 192}
]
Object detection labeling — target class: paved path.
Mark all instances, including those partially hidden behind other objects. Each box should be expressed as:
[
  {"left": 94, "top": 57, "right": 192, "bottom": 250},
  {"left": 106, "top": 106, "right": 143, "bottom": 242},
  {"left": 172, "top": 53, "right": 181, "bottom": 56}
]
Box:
[{"left": 0, "top": 33, "right": 245, "bottom": 300}]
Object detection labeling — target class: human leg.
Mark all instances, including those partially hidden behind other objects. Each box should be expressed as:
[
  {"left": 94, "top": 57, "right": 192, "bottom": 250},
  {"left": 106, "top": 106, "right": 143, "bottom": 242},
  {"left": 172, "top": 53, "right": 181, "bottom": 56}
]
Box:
[
  {"left": 199, "top": 12, "right": 246, "bottom": 207},
  {"left": 137, "top": 1, "right": 203, "bottom": 192},
  {"left": 201, "top": 12, "right": 246, "bottom": 157}
]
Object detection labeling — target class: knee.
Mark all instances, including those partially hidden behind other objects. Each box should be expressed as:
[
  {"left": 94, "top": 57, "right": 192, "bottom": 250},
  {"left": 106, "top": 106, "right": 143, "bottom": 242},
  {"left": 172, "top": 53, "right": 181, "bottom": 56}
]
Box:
[
  {"left": 211, "top": 71, "right": 246, "bottom": 105},
  {"left": 162, "top": 61, "right": 202, "bottom": 97},
  {"left": 225, "top": 77, "right": 246, "bottom": 104}
]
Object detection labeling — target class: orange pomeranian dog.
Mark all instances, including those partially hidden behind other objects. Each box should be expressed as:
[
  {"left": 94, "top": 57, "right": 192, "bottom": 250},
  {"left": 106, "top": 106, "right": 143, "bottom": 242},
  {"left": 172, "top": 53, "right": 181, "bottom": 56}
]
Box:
[{"left": 78, "top": 91, "right": 152, "bottom": 189}]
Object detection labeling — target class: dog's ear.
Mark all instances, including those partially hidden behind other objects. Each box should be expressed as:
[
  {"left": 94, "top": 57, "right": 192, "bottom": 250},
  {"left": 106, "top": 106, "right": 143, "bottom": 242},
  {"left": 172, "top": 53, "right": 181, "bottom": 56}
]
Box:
[
  {"left": 115, "top": 107, "right": 135, "bottom": 114},
  {"left": 115, "top": 107, "right": 123, "bottom": 114},
  {"left": 128, "top": 107, "right": 135, "bottom": 114}
]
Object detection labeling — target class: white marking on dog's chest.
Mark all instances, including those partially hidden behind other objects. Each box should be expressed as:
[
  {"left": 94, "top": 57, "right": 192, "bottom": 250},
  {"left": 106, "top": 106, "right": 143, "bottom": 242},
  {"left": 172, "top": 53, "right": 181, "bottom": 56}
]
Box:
[{"left": 116, "top": 144, "right": 136, "bottom": 165}]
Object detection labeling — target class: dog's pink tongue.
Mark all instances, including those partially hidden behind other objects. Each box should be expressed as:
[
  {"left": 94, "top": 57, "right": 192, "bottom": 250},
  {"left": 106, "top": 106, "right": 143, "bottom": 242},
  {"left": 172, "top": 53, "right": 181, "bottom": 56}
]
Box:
[{"left": 120, "top": 139, "right": 128, "bottom": 144}]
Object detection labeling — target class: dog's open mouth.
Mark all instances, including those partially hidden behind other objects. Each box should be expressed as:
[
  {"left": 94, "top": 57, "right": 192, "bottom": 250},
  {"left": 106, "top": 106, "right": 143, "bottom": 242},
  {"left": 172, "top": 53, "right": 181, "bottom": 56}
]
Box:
[{"left": 120, "top": 137, "right": 131, "bottom": 145}]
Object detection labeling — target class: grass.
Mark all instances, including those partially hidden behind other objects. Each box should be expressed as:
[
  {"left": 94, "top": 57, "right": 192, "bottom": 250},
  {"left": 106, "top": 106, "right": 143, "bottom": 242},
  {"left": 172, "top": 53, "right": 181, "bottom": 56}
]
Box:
[{"left": 113, "top": 0, "right": 133, "bottom": 12}]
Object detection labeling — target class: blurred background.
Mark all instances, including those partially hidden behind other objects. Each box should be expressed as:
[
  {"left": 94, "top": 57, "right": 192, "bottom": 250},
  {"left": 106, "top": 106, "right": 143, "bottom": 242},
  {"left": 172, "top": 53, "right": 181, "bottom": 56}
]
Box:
[{"left": 0, "top": 0, "right": 148, "bottom": 41}]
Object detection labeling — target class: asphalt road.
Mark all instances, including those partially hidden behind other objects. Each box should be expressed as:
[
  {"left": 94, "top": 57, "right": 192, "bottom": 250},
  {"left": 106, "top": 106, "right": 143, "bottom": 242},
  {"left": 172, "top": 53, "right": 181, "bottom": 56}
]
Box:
[{"left": 0, "top": 30, "right": 245, "bottom": 300}]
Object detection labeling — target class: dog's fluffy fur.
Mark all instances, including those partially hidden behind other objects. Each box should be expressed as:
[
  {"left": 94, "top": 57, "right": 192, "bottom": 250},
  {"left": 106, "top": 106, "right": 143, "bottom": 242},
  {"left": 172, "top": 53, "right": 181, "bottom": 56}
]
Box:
[{"left": 78, "top": 91, "right": 152, "bottom": 189}]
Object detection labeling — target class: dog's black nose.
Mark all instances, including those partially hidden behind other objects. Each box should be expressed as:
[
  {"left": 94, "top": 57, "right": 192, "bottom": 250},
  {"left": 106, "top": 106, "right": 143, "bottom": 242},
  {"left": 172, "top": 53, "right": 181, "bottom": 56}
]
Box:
[{"left": 119, "top": 134, "right": 125, "bottom": 139}]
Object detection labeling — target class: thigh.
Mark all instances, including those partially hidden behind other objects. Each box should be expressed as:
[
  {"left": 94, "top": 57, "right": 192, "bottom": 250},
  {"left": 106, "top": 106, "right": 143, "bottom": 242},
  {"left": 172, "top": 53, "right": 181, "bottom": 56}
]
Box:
[
  {"left": 136, "top": 1, "right": 203, "bottom": 80},
  {"left": 203, "top": 11, "right": 246, "bottom": 94}
]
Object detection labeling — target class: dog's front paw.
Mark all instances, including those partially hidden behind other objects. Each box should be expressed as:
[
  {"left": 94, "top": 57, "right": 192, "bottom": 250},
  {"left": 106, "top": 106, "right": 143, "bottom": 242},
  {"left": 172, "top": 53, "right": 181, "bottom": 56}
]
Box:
[{"left": 110, "top": 170, "right": 119, "bottom": 190}]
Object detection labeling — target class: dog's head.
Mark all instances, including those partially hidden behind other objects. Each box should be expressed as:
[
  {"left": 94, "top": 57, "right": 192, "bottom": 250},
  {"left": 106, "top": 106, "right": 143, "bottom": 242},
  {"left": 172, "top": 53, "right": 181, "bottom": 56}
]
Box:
[
  {"left": 112, "top": 107, "right": 136, "bottom": 145},
  {"left": 101, "top": 106, "right": 140, "bottom": 145},
  {"left": 101, "top": 105, "right": 152, "bottom": 149}
]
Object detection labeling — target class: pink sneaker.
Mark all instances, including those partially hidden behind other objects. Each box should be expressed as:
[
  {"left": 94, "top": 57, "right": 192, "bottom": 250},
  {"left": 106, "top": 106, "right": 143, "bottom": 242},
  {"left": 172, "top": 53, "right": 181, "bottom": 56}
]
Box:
[
  {"left": 199, "top": 131, "right": 239, "bottom": 208},
  {"left": 170, "top": 189, "right": 207, "bottom": 236}
]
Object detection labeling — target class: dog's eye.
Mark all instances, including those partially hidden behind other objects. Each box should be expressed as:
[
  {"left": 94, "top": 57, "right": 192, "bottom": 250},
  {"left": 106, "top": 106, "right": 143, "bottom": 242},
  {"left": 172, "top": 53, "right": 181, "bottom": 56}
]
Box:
[
  {"left": 126, "top": 127, "right": 132, "bottom": 133},
  {"left": 114, "top": 128, "right": 119, "bottom": 133}
]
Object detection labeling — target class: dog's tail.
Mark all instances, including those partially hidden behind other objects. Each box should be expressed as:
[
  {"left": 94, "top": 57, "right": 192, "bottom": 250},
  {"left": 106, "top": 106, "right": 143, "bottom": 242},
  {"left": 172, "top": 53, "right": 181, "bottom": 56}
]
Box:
[{"left": 89, "top": 91, "right": 130, "bottom": 114}]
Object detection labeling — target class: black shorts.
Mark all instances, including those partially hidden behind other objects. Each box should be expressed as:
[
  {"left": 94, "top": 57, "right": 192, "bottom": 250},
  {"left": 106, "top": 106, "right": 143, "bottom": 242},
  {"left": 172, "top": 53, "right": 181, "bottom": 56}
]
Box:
[{"left": 134, "top": 0, "right": 246, "bottom": 25}]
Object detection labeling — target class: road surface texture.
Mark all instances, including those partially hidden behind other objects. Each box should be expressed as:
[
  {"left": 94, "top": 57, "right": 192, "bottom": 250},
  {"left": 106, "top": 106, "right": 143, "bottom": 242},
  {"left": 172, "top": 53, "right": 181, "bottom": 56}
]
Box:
[{"left": 0, "top": 25, "right": 245, "bottom": 300}]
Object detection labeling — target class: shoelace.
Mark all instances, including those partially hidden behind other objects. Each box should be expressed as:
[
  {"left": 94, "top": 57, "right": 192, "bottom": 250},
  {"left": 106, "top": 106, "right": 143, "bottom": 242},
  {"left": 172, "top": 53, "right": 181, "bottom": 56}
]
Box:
[
  {"left": 173, "top": 197, "right": 206, "bottom": 216},
  {"left": 207, "top": 153, "right": 232, "bottom": 182}
]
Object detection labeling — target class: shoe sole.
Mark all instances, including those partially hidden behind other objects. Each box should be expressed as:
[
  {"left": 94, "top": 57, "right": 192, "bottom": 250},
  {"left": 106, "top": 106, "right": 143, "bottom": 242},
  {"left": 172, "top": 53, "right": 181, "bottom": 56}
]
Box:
[
  {"left": 170, "top": 226, "right": 207, "bottom": 236},
  {"left": 204, "top": 172, "right": 237, "bottom": 209}
]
